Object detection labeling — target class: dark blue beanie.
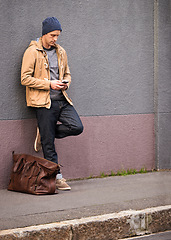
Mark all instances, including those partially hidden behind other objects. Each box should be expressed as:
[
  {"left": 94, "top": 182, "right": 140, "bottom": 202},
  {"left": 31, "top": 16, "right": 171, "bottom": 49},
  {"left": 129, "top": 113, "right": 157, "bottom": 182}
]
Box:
[{"left": 42, "top": 17, "right": 62, "bottom": 35}]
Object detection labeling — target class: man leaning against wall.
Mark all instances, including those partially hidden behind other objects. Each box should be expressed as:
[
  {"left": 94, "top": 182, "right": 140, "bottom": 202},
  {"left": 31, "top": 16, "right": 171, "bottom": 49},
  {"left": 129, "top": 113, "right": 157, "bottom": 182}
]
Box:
[{"left": 21, "top": 17, "right": 83, "bottom": 191}]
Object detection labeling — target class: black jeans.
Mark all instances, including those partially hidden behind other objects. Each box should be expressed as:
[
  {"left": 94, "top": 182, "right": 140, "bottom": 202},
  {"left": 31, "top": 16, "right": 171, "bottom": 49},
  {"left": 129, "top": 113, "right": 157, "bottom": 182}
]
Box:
[{"left": 36, "top": 100, "right": 83, "bottom": 164}]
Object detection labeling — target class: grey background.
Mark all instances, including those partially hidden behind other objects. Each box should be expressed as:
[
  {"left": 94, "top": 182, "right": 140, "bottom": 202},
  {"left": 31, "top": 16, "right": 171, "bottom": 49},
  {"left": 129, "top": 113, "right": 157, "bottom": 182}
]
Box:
[
  {"left": 158, "top": 1, "right": 171, "bottom": 169},
  {"left": 0, "top": 0, "right": 170, "bottom": 169},
  {"left": 0, "top": 0, "right": 154, "bottom": 120}
]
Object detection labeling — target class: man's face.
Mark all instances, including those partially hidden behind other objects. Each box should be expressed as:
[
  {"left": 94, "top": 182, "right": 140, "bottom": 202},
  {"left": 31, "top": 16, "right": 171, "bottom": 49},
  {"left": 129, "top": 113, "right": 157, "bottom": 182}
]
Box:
[{"left": 42, "top": 30, "right": 61, "bottom": 49}]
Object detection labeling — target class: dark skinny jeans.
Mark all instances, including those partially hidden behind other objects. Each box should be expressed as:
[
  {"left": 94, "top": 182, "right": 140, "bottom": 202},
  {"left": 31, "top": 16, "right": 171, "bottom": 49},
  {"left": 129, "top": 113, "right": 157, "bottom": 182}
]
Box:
[{"left": 36, "top": 100, "right": 83, "bottom": 164}]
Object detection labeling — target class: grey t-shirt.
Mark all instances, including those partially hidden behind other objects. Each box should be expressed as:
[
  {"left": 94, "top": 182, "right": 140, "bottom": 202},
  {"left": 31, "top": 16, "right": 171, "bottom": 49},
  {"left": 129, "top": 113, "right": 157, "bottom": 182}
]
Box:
[{"left": 44, "top": 46, "right": 65, "bottom": 101}]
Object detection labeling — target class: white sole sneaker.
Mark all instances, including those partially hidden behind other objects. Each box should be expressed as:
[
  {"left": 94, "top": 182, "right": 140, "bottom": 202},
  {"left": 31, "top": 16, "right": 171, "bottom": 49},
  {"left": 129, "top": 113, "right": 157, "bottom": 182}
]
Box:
[{"left": 56, "top": 179, "right": 71, "bottom": 190}]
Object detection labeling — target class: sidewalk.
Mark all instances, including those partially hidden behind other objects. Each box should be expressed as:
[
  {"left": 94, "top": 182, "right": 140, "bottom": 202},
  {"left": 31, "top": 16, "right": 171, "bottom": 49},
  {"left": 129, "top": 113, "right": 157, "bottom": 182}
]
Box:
[{"left": 0, "top": 171, "right": 171, "bottom": 239}]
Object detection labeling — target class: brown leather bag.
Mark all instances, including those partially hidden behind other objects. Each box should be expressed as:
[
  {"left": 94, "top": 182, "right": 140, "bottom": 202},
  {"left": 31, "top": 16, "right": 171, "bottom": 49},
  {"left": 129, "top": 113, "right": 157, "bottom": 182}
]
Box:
[{"left": 8, "top": 153, "right": 59, "bottom": 195}]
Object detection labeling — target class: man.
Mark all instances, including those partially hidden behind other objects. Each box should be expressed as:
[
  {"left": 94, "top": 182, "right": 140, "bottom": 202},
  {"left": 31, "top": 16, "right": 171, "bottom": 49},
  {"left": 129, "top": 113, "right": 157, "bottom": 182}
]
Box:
[{"left": 21, "top": 17, "right": 83, "bottom": 191}]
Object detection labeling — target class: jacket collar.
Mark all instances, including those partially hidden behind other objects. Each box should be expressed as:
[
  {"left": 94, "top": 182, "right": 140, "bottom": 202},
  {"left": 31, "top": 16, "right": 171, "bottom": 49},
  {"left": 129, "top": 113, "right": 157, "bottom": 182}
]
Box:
[{"left": 36, "top": 37, "right": 60, "bottom": 52}]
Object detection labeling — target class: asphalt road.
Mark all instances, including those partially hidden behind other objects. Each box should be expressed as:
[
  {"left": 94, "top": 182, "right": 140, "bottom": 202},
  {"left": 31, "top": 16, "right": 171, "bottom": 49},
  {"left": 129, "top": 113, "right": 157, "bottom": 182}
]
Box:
[{"left": 122, "top": 231, "right": 171, "bottom": 240}]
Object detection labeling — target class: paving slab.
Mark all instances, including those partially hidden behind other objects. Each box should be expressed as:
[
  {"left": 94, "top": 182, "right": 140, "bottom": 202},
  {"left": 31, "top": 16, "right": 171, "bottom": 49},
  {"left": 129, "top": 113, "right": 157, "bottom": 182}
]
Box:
[{"left": 0, "top": 172, "right": 170, "bottom": 231}]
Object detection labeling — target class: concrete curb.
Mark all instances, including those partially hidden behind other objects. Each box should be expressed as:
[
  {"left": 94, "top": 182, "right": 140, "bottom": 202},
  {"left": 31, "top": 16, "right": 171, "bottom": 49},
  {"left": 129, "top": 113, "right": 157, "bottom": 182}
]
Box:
[{"left": 0, "top": 205, "right": 171, "bottom": 240}]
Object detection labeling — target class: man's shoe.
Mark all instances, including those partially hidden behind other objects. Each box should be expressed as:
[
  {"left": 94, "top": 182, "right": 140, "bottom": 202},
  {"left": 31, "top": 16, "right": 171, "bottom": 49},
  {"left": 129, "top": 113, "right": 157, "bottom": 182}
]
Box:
[
  {"left": 56, "top": 178, "right": 71, "bottom": 190},
  {"left": 34, "top": 127, "right": 42, "bottom": 152}
]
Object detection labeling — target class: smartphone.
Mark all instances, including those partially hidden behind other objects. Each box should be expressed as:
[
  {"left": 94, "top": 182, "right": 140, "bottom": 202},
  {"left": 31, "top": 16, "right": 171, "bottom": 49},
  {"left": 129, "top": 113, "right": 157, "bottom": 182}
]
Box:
[{"left": 62, "top": 80, "right": 69, "bottom": 84}]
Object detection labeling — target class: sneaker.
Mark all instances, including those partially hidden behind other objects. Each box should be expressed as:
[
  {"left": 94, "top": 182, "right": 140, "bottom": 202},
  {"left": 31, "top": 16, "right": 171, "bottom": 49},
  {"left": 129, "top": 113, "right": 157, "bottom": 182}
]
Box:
[
  {"left": 56, "top": 178, "right": 71, "bottom": 190},
  {"left": 34, "top": 127, "right": 42, "bottom": 152}
]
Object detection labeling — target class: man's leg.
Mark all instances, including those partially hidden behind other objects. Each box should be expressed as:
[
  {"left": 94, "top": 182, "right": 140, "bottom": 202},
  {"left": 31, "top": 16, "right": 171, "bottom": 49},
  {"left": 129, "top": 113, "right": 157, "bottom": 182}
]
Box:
[
  {"left": 35, "top": 101, "right": 83, "bottom": 191},
  {"left": 55, "top": 101, "right": 83, "bottom": 139},
  {"left": 35, "top": 101, "right": 61, "bottom": 164},
  {"left": 54, "top": 101, "right": 83, "bottom": 190}
]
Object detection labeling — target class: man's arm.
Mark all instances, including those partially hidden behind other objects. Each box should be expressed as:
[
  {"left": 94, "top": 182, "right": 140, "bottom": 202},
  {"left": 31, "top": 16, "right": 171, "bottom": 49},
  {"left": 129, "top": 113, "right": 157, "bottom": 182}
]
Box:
[{"left": 21, "top": 47, "right": 50, "bottom": 90}]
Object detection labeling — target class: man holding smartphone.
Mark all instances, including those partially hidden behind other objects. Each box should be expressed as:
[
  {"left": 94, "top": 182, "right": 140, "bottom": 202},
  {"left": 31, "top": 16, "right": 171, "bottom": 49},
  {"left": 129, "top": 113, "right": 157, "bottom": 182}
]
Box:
[{"left": 21, "top": 17, "right": 83, "bottom": 191}]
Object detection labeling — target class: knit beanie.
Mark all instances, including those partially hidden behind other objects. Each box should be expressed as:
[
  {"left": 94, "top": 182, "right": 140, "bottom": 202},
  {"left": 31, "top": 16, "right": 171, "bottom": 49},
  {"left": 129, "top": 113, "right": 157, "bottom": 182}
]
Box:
[{"left": 42, "top": 17, "right": 62, "bottom": 35}]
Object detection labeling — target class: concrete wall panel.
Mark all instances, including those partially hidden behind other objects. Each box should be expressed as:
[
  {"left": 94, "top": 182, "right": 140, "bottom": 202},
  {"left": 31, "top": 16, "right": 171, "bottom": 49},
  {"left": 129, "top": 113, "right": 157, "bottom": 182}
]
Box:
[
  {"left": 0, "top": 0, "right": 154, "bottom": 120},
  {"left": 158, "top": 0, "right": 171, "bottom": 169},
  {"left": 0, "top": 114, "right": 155, "bottom": 188},
  {"left": 158, "top": 113, "right": 171, "bottom": 169},
  {"left": 158, "top": 0, "right": 171, "bottom": 113},
  {"left": 60, "top": 114, "right": 155, "bottom": 179}
]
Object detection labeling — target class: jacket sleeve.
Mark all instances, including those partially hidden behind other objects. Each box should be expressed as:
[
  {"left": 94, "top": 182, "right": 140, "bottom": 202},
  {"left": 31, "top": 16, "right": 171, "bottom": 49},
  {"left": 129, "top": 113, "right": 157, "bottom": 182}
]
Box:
[{"left": 21, "top": 47, "right": 50, "bottom": 90}]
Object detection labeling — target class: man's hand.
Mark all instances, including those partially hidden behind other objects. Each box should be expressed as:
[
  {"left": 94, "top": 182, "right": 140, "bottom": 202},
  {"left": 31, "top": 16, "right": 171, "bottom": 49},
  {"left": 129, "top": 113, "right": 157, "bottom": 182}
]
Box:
[{"left": 50, "top": 80, "right": 68, "bottom": 90}]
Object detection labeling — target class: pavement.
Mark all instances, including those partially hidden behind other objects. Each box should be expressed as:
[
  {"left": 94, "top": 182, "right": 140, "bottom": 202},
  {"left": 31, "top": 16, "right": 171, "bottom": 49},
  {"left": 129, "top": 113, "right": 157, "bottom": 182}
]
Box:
[{"left": 0, "top": 171, "right": 171, "bottom": 239}]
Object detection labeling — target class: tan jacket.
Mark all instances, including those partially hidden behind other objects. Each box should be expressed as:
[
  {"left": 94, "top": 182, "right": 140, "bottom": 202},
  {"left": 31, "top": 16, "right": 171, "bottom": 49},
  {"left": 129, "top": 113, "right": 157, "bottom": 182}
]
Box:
[{"left": 21, "top": 38, "right": 72, "bottom": 108}]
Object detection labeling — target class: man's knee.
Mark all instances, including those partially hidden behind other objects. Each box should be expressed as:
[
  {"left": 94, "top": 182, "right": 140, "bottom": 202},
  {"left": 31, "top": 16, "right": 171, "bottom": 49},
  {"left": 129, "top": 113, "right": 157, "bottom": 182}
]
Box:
[
  {"left": 78, "top": 123, "right": 84, "bottom": 135},
  {"left": 72, "top": 122, "right": 84, "bottom": 136}
]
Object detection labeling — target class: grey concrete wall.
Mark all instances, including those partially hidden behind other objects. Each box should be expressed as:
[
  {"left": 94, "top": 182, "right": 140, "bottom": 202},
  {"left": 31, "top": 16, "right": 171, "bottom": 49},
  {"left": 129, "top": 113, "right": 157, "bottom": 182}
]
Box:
[
  {"left": 0, "top": 0, "right": 154, "bottom": 120},
  {"left": 158, "top": 0, "right": 171, "bottom": 169}
]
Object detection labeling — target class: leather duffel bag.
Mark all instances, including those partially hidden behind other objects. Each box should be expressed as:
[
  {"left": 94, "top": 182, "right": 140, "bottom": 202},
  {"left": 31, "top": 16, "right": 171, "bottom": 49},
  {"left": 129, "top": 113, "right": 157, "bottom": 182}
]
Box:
[{"left": 8, "top": 153, "right": 59, "bottom": 195}]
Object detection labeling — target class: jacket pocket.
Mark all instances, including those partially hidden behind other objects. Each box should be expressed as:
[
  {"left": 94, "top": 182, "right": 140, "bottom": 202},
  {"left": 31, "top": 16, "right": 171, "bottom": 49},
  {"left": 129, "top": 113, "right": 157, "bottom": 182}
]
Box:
[{"left": 29, "top": 88, "right": 50, "bottom": 106}]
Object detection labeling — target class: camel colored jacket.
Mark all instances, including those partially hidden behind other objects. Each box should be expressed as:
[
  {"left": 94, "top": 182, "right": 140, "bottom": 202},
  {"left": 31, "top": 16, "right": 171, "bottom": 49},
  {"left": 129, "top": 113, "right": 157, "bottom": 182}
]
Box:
[{"left": 21, "top": 37, "right": 72, "bottom": 108}]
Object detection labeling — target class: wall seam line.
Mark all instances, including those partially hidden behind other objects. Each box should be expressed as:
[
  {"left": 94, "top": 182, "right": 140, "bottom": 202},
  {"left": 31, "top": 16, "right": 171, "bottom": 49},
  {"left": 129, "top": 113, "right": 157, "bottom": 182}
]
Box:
[{"left": 154, "top": 0, "right": 159, "bottom": 170}]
